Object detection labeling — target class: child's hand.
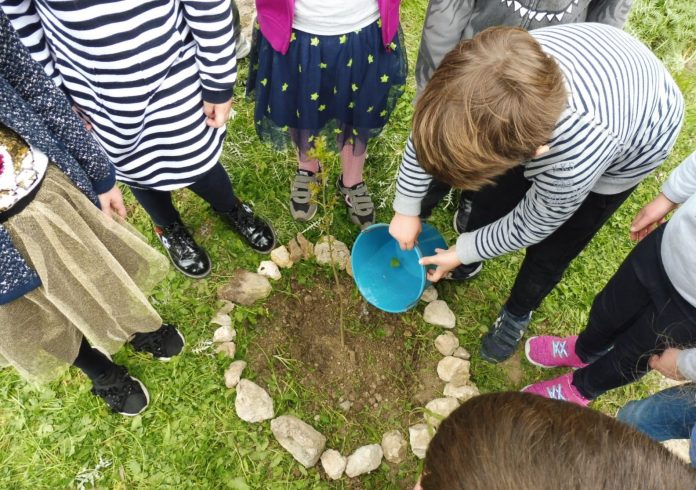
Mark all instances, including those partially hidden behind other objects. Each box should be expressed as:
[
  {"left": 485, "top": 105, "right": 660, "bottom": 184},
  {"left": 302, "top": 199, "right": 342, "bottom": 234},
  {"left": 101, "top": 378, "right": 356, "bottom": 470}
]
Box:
[
  {"left": 630, "top": 193, "right": 677, "bottom": 241},
  {"left": 389, "top": 213, "right": 422, "bottom": 250},
  {"left": 203, "top": 100, "right": 234, "bottom": 128},
  {"left": 419, "top": 246, "right": 461, "bottom": 282},
  {"left": 98, "top": 186, "right": 127, "bottom": 220},
  {"left": 649, "top": 348, "right": 684, "bottom": 381}
]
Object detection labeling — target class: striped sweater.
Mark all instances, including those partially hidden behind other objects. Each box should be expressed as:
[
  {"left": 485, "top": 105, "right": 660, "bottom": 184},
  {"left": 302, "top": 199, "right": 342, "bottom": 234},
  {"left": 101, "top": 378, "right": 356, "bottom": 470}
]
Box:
[
  {"left": 2, "top": 0, "right": 238, "bottom": 191},
  {"left": 394, "top": 23, "right": 684, "bottom": 265}
]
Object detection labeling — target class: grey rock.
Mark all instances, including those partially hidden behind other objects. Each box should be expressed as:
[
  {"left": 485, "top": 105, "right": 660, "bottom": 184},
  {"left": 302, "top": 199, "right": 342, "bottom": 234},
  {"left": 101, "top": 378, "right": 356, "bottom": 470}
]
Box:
[
  {"left": 296, "top": 233, "right": 314, "bottom": 259},
  {"left": 218, "top": 270, "right": 272, "bottom": 306},
  {"left": 213, "top": 325, "right": 236, "bottom": 343},
  {"left": 314, "top": 236, "right": 350, "bottom": 270},
  {"left": 270, "top": 415, "right": 327, "bottom": 468},
  {"left": 420, "top": 286, "right": 438, "bottom": 303},
  {"left": 424, "top": 397, "right": 460, "bottom": 427},
  {"left": 235, "top": 380, "right": 274, "bottom": 423},
  {"left": 320, "top": 449, "right": 346, "bottom": 480},
  {"left": 215, "top": 341, "right": 236, "bottom": 358},
  {"left": 224, "top": 360, "right": 247, "bottom": 388},
  {"left": 211, "top": 313, "right": 232, "bottom": 327},
  {"left": 257, "top": 260, "right": 282, "bottom": 280},
  {"left": 345, "top": 444, "right": 383, "bottom": 477},
  {"left": 423, "top": 300, "right": 456, "bottom": 329},
  {"left": 434, "top": 332, "right": 459, "bottom": 356},
  {"left": 270, "top": 246, "right": 293, "bottom": 269},
  {"left": 409, "top": 424, "right": 433, "bottom": 460},
  {"left": 443, "top": 383, "right": 479, "bottom": 402},
  {"left": 381, "top": 430, "right": 408, "bottom": 464},
  {"left": 452, "top": 346, "right": 471, "bottom": 360},
  {"left": 437, "top": 356, "right": 470, "bottom": 386},
  {"left": 287, "top": 237, "right": 304, "bottom": 263}
]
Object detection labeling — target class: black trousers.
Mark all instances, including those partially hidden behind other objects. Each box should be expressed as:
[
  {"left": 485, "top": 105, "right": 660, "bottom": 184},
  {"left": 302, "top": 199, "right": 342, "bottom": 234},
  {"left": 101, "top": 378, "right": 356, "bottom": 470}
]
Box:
[
  {"left": 573, "top": 225, "right": 696, "bottom": 399},
  {"left": 72, "top": 337, "right": 115, "bottom": 380},
  {"left": 444, "top": 166, "right": 635, "bottom": 315},
  {"left": 130, "top": 162, "right": 239, "bottom": 226}
]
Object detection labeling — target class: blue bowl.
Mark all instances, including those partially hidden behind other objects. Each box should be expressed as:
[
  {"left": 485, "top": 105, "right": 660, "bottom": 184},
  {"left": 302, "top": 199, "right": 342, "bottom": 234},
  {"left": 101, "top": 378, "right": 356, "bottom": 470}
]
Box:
[{"left": 351, "top": 222, "right": 447, "bottom": 313}]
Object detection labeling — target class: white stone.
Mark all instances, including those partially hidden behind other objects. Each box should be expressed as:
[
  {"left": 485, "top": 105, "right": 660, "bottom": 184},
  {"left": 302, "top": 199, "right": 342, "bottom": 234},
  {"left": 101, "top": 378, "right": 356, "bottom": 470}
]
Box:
[
  {"left": 235, "top": 380, "right": 274, "bottom": 423},
  {"left": 437, "top": 356, "right": 470, "bottom": 386},
  {"left": 210, "top": 313, "right": 232, "bottom": 327},
  {"left": 443, "top": 383, "right": 479, "bottom": 402},
  {"left": 409, "top": 424, "right": 433, "bottom": 460},
  {"left": 345, "top": 444, "right": 383, "bottom": 478},
  {"left": 424, "top": 397, "right": 460, "bottom": 428},
  {"left": 216, "top": 300, "right": 236, "bottom": 315},
  {"left": 320, "top": 449, "right": 346, "bottom": 480},
  {"left": 663, "top": 439, "right": 691, "bottom": 464},
  {"left": 434, "top": 332, "right": 459, "bottom": 356},
  {"left": 270, "top": 246, "right": 293, "bottom": 269},
  {"left": 452, "top": 346, "right": 471, "bottom": 360},
  {"left": 218, "top": 270, "right": 272, "bottom": 306},
  {"left": 213, "top": 325, "right": 236, "bottom": 343},
  {"left": 423, "top": 300, "right": 456, "bottom": 329},
  {"left": 381, "top": 430, "right": 408, "bottom": 464},
  {"left": 257, "top": 260, "right": 282, "bottom": 280},
  {"left": 420, "top": 286, "right": 438, "bottom": 303},
  {"left": 224, "top": 360, "right": 247, "bottom": 388},
  {"left": 270, "top": 415, "right": 327, "bottom": 468},
  {"left": 215, "top": 341, "right": 236, "bottom": 358},
  {"left": 339, "top": 400, "right": 353, "bottom": 412},
  {"left": 314, "top": 236, "right": 350, "bottom": 270}
]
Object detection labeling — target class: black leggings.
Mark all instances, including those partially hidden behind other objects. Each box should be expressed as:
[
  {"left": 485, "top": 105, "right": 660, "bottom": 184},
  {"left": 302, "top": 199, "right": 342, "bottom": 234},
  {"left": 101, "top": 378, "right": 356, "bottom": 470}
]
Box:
[
  {"left": 573, "top": 225, "right": 696, "bottom": 399},
  {"left": 130, "top": 162, "right": 239, "bottom": 226},
  {"left": 72, "top": 337, "right": 115, "bottom": 380}
]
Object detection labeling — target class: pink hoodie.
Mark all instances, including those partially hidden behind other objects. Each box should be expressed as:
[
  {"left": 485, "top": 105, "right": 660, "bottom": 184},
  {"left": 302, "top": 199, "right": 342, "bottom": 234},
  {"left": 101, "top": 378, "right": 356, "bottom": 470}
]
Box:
[{"left": 255, "top": 0, "right": 401, "bottom": 55}]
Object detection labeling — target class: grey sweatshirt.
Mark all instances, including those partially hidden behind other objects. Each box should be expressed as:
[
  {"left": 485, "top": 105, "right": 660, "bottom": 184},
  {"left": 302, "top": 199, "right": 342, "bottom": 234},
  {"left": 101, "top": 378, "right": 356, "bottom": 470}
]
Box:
[
  {"left": 415, "top": 0, "right": 634, "bottom": 94},
  {"left": 661, "top": 150, "right": 696, "bottom": 308}
]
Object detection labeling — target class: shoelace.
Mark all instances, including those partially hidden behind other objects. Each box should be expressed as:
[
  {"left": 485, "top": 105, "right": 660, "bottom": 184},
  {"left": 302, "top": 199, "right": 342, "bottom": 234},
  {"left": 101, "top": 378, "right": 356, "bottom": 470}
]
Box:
[
  {"left": 545, "top": 384, "right": 567, "bottom": 401},
  {"left": 552, "top": 340, "right": 569, "bottom": 358},
  {"left": 92, "top": 366, "right": 137, "bottom": 406}
]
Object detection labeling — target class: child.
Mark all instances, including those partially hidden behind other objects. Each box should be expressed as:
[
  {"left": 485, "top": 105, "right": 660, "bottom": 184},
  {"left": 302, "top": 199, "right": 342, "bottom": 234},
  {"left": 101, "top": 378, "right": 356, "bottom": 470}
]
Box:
[
  {"left": 2, "top": 0, "right": 276, "bottom": 279},
  {"left": 413, "top": 0, "right": 634, "bottom": 219},
  {"left": 523, "top": 151, "right": 696, "bottom": 409},
  {"left": 618, "top": 347, "right": 696, "bottom": 469},
  {"left": 0, "top": 11, "right": 183, "bottom": 416},
  {"left": 390, "top": 24, "right": 684, "bottom": 362},
  {"left": 248, "top": 0, "right": 407, "bottom": 229},
  {"left": 415, "top": 393, "right": 696, "bottom": 489}
]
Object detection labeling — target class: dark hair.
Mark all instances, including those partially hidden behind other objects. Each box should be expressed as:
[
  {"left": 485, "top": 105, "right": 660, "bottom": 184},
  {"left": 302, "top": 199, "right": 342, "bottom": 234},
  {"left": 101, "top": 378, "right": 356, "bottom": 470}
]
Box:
[{"left": 421, "top": 392, "right": 696, "bottom": 489}]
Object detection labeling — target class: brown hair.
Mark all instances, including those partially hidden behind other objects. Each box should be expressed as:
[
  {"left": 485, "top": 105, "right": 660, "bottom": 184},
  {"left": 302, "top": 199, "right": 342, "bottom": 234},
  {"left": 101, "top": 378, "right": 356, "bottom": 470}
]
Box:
[
  {"left": 413, "top": 27, "right": 567, "bottom": 190},
  {"left": 421, "top": 392, "right": 696, "bottom": 489}
]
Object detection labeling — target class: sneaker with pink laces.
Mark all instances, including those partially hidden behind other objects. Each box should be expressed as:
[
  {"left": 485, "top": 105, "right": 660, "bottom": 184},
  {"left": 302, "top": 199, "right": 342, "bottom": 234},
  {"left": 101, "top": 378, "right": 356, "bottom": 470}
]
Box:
[
  {"left": 525, "top": 335, "right": 588, "bottom": 369},
  {"left": 522, "top": 372, "right": 591, "bottom": 407}
]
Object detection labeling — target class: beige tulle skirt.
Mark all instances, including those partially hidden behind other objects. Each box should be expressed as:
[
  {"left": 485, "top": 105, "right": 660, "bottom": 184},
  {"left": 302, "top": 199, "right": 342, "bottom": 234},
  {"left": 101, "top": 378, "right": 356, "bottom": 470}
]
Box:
[{"left": 0, "top": 166, "right": 169, "bottom": 383}]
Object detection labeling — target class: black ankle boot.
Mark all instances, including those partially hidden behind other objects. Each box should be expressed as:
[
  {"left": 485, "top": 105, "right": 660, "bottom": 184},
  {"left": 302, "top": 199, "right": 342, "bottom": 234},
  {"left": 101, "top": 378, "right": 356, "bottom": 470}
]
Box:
[
  {"left": 218, "top": 203, "right": 276, "bottom": 254},
  {"left": 155, "top": 221, "right": 211, "bottom": 278}
]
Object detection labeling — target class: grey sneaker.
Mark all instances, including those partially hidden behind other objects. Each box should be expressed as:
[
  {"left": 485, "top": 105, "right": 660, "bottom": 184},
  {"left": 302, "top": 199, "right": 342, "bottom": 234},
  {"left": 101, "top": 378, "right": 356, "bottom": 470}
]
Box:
[
  {"left": 290, "top": 170, "right": 319, "bottom": 221},
  {"left": 480, "top": 307, "right": 532, "bottom": 363},
  {"left": 236, "top": 34, "right": 252, "bottom": 59},
  {"left": 337, "top": 177, "right": 375, "bottom": 229},
  {"left": 453, "top": 197, "right": 473, "bottom": 234}
]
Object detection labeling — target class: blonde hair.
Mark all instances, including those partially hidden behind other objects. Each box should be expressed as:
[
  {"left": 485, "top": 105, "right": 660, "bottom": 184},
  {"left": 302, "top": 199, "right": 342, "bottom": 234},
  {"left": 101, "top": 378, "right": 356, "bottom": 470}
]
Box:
[{"left": 413, "top": 27, "right": 567, "bottom": 190}]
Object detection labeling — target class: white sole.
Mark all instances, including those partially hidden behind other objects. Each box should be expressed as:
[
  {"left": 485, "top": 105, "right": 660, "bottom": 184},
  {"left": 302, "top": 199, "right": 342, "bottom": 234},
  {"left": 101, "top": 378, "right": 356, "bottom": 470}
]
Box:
[
  {"left": 524, "top": 337, "right": 555, "bottom": 369},
  {"left": 119, "top": 376, "right": 151, "bottom": 417}
]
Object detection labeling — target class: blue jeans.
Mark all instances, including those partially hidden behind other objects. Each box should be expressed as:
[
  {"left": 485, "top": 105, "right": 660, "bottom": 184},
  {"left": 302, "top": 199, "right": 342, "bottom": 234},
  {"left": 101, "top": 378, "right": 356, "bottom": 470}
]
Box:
[{"left": 617, "top": 384, "right": 696, "bottom": 467}]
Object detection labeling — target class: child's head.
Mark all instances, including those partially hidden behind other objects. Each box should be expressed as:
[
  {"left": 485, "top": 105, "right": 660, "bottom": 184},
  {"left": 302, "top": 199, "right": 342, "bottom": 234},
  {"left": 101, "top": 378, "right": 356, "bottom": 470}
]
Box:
[
  {"left": 419, "top": 392, "right": 696, "bottom": 489},
  {"left": 413, "top": 27, "right": 567, "bottom": 190}
]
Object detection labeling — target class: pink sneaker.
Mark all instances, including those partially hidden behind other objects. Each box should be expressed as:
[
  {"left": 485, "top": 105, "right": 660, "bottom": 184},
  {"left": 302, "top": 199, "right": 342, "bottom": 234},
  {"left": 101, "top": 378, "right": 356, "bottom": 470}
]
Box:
[
  {"left": 524, "top": 335, "right": 588, "bottom": 369},
  {"left": 522, "top": 372, "right": 591, "bottom": 407}
]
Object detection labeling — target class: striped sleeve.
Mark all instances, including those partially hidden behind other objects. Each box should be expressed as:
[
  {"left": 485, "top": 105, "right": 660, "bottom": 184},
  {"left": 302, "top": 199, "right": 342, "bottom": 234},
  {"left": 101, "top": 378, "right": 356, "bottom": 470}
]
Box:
[
  {"left": 393, "top": 135, "right": 433, "bottom": 216},
  {"left": 456, "top": 115, "right": 619, "bottom": 264},
  {"left": 0, "top": 0, "right": 64, "bottom": 88},
  {"left": 181, "top": 0, "right": 237, "bottom": 103}
]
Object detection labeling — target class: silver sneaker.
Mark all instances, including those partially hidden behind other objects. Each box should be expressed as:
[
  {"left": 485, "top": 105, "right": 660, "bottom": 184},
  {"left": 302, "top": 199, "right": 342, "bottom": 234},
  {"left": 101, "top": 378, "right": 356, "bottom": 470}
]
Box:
[
  {"left": 290, "top": 170, "right": 319, "bottom": 221},
  {"left": 337, "top": 178, "right": 375, "bottom": 229}
]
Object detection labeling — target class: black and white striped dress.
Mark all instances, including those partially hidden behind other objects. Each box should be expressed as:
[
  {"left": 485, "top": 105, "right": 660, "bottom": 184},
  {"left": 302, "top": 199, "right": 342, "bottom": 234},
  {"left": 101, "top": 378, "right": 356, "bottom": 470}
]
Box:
[
  {"left": 394, "top": 23, "right": 684, "bottom": 265},
  {"left": 2, "top": 0, "right": 237, "bottom": 191}
]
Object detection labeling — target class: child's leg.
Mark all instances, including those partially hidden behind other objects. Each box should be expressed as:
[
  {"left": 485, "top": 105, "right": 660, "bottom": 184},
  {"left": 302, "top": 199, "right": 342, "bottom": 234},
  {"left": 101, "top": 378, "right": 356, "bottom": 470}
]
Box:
[
  {"left": 617, "top": 385, "right": 696, "bottom": 442},
  {"left": 298, "top": 150, "right": 320, "bottom": 174},
  {"left": 72, "top": 337, "right": 116, "bottom": 380},
  {"left": 186, "top": 162, "right": 240, "bottom": 213},
  {"left": 129, "top": 187, "right": 180, "bottom": 226},
  {"left": 337, "top": 144, "right": 374, "bottom": 229},
  {"left": 340, "top": 144, "right": 366, "bottom": 187}
]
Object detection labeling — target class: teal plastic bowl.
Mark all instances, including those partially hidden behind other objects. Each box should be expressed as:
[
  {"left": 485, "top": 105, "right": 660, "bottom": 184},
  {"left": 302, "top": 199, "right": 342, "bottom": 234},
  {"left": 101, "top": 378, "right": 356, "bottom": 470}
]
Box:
[{"left": 351, "top": 222, "right": 447, "bottom": 313}]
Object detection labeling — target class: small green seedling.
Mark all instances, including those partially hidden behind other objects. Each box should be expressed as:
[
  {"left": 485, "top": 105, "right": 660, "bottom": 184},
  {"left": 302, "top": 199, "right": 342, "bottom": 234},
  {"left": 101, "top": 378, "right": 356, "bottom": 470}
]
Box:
[{"left": 390, "top": 257, "right": 401, "bottom": 268}]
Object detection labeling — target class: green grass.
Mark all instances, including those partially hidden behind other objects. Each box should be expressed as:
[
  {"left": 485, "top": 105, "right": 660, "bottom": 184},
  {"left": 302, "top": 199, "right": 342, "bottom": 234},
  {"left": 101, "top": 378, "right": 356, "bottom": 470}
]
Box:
[{"left": 1, "top": 0, "right": 695, "bottom": 487}]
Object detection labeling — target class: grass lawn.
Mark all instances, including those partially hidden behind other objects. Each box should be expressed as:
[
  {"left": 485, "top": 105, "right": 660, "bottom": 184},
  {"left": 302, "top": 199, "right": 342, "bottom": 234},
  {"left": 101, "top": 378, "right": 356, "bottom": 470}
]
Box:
[{"left": 1, "top": 0, "right": 695, "bottom": 488}]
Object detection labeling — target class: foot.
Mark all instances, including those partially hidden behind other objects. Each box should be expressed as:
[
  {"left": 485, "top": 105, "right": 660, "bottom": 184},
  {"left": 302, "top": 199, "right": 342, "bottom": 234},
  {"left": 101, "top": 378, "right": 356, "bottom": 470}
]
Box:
[
  {"left": 445, "top": 262, "right": 482, "bottom": 281},
  {"left": 155, "top": 221, "right": 211, "bottom": 278},
  {"left": 480, "top": 307, "right": 532, "bottom": 363},
  {"left": 130, "top": 324, "right": 185, "bottom": 361},
  {"left": 337, "top": 177, "right": 375, "bottom": 229},
  {"left": 452, "top": 197, "right": 472, "bottom": 234},
  {"left": 290, "top": 170, "right": 319, "bottom": 221},
  {"left": 521, "top": 372, "right": 591, "bottom": 407},
  {"left": 218, "top": 202, "right": 276, "bottom": 254},
  {"left": 91, "top": 365, "right": 150, "bottom": 416},
  {"left": 525, "top": 335, "right": 588, "bottom": 369}
]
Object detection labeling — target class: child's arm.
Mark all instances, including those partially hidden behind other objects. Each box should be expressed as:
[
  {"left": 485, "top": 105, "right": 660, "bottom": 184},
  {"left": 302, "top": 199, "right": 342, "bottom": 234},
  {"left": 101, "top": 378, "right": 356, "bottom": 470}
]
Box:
[
  {"left": 649, "top": 347, "right": 696, "bottom": 382},
  {"left": 677, "top": 349, "right": 696, "bottom": 382},
  {"left": 585, "top": 0, "right": 633, "bottom": 28},
  {"left": 0, "top": 11, "right": 115, "bottom": 195},
  {"left": 631, "top": 151, "right": 696, "bottom": 241},
  {"left": 180, "top": 0, "right": 237, "bottom": 108},
  {"left": 415, "top": 0, "right": 475, "bottom": 95},
  {"left": 1, "top": 0, "right": 64, "bottom": 88}
]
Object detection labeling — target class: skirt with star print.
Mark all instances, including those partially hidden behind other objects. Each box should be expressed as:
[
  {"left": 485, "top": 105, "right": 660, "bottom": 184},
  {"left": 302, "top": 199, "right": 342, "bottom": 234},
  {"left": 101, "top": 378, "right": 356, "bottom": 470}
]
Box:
[{"left": 247, "top": 19, "right": 407, "bottom": 157}]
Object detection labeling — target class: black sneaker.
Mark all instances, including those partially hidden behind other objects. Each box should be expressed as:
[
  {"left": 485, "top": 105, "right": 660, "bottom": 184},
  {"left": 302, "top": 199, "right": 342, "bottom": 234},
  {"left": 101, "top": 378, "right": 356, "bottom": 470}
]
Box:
[
  {"left": 337, "top": 177, "right": 375, "bottom": 229},
  {"left": 453, "top": 197, "right": 473, "bottom": 234},
  {"left": 480, "top": 307, "right": 532, "bottom": 363},
  {"left": 445, "top": 262, "right": 483, "bottom": 281},
  {"left": 91, "top": 365, "right": 150, "bottom": 416},
  {"left": 130, "top": 324, "right": 185, "bottom": 361},
  {"left": 155, "top": 221, "right": 211, "bottom": 278},
  {"left": 218, "top": 202, "right": 276, "bottom": 254}
]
